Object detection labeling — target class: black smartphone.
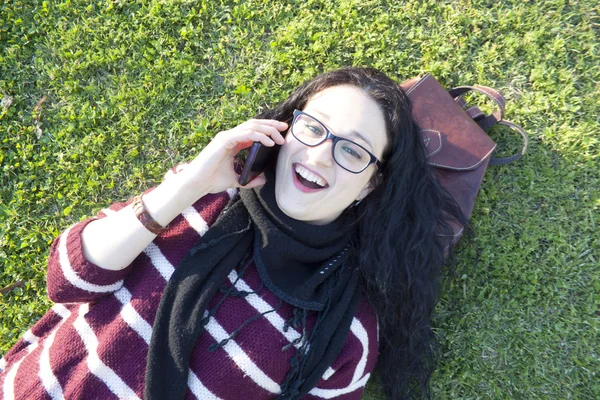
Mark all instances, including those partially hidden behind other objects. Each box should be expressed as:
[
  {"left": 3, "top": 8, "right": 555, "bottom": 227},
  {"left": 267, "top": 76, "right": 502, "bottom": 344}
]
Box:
[{"left": 236, "top": 142, "right": 280, "bottom": 186}]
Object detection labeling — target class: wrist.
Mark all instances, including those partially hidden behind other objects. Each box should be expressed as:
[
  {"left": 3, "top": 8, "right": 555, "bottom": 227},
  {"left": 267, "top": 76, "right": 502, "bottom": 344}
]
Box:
[
  {"left": 132, "top": 194, "right": 169, "bottom": 235},
  {"left": 141, "top": 175, "right": 203, "bottom": 227}
]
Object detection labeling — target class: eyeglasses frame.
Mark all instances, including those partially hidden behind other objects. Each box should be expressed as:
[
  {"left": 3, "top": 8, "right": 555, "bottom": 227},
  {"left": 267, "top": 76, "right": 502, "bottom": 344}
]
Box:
[{"left": 290, "top": 109, "right": 382, "bottom": 174}]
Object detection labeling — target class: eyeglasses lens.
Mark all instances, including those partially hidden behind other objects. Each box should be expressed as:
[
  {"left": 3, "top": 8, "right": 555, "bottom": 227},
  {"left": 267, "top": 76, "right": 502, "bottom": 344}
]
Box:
[{"left": 292, "top": 114, "right": 370, "bottom": 173}]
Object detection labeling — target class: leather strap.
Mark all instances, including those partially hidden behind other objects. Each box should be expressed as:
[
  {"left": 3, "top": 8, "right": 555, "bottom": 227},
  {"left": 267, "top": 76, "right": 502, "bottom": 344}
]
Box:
[
  {"left": 132, "top": 194, "right": 169, "bottom": 235},
  {"left": 488, "top": 120, "right": 529, "bottom": 166},
  {"left": 450, "top": 85, "right": 505, "bottom": 130}
]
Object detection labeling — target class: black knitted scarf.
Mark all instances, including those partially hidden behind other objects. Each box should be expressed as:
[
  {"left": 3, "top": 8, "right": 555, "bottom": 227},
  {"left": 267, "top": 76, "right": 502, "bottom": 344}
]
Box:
[{"left": 144, "top": 167, "right": 362, "bottom": 400}]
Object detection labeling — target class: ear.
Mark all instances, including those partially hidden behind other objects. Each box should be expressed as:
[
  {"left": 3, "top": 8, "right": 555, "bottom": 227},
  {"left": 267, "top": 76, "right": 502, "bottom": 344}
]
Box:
[{"left": 356, "top": 172, "right": 383, "bottom": 202}]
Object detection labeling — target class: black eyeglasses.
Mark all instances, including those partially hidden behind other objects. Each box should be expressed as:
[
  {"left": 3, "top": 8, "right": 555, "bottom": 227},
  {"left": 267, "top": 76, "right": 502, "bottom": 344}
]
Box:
[{"left": 290, "top": 109, "right": 382, "bottom": 174}]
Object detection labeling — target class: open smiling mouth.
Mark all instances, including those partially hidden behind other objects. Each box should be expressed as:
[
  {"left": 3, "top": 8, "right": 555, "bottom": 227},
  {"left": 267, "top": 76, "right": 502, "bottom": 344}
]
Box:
[{"left": 292, "top": 163, "right": 329, "bottom": 191}]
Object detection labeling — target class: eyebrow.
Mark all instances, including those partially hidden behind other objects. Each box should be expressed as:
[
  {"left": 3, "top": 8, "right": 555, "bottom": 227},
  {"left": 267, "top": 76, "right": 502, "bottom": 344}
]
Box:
[{"left": 307, "top": 109, "right": 374, "bottom": 150}]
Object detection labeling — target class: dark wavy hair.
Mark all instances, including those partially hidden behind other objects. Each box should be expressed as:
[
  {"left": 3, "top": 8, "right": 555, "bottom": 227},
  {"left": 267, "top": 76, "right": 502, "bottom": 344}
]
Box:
[{"left": 256, "top": 67, "right": 470, "bottom": 400}]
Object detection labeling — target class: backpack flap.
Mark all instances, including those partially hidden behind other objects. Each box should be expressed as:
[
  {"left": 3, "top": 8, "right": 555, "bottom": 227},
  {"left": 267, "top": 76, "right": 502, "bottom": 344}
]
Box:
[{"left": 400, "top": 73, "right": 497, "bottom": 248}]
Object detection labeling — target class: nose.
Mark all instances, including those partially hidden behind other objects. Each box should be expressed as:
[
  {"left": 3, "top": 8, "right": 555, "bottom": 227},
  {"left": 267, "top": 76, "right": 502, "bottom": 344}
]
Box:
[{"left": 306, "top": 139, "right": 334, "bottom": 168}]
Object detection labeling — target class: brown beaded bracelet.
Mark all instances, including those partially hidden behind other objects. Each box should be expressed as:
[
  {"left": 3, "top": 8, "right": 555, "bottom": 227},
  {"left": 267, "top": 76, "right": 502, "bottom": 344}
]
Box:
[{"left": 132, "top": 194, "right": 169, "bottom": 235}]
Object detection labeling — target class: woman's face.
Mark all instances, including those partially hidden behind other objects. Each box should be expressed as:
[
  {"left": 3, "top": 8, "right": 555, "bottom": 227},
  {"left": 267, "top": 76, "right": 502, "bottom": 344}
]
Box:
[{"left": 275, "top": 85, "right": 388, "bottom": 225}]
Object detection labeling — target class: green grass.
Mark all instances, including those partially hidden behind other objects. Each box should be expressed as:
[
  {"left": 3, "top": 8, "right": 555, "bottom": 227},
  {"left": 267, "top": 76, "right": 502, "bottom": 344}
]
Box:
[{"left": 1, "top": 0, "right": 598, "bottom": 398}]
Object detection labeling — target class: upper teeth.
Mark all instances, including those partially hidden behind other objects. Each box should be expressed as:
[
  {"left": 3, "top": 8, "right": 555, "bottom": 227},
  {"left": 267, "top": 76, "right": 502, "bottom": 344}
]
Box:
[{"left": 295, "top": 164, "right": 327, "bottom": 187}]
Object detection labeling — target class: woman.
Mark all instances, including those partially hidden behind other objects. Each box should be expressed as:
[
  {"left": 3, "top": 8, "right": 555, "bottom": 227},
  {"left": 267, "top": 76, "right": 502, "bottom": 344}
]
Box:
[{"left": 0, "top": 67, "right": 466, "bottom": 400}]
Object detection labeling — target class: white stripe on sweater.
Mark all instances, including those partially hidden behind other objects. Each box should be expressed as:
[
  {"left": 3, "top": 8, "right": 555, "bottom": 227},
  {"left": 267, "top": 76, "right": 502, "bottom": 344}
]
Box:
[
  {"left": 304, "top": 318, "right": 371, "bottom": 396},
  {"left": 349, "top": 319, "right": 369, "bottom": 384},
  {"left": 3, "top": 329, "right": 41, "bottom": 400},
  {"left": 143, "top": 242, "right": 175, "bottom": 281},
  {"left": 3, "top": 348, "right": 38, "bottom": 400},
  {"left": 51, "top": 303, "right": 71, "bottom": 320},
  {"left": 59, "top": 226, "right": 123, "bottom": 293},
  {"left": 73, "top": 303, "right": 141, "bottom": 400},
  {"left": 39, "top": 304, "right": 71, "bottom": 400},
  {"left": 114, "top": 288, "right": 153, "bottom": 344},
  {"left": 308, "top": 373, "right": 371, "bottom": 399},
  {"left": 182, "top": 206, "right": 209, "bottom": 235},
  {"left": 203, "top": 311, "right": 281, "bottom": 394},
  {"left": 0, "top": 357, "right": 6, "bottom": 373},
  {"left": 187, "top": 370, "right": 224, "bottom": 400},
  {"left": 23, "top": 329, "right": 40, "bottom": 344},
  {"left": 322, "top": 367, "right": 336, "bottom": 381}
]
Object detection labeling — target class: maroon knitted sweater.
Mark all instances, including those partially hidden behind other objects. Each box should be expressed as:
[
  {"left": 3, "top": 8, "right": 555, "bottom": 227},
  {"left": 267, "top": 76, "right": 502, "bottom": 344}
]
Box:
[{"left": 0, "top": 166, "right": 379, "bottom": 400}]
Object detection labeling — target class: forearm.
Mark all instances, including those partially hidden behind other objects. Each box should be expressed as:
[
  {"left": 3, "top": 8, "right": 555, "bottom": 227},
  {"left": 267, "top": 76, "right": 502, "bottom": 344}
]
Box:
[{"left": 81, "top": 173, "right": 208, "bottom": 271}]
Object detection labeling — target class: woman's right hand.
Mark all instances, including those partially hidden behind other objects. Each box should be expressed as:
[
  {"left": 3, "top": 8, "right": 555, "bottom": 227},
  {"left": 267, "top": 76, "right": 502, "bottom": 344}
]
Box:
[{"left": 177, "top": 118, "right": 288, "bottom": 196}]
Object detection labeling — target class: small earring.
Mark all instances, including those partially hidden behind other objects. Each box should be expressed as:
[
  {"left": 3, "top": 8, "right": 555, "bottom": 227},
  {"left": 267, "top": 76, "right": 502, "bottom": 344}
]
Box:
[{"left": 353, "top": 198, "right": 363, "bottom": 207}]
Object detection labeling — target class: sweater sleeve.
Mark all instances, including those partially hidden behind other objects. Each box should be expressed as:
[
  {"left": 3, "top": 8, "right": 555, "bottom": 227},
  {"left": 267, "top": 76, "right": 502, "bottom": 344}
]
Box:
[
  {"left": 46, "top": 162, "right": 232, "bottom": 304},
  {"left": 304, "top": 297, "right": 380, "bottom": 400},
  {"left": 45, "top": 194, "right": 138, "bottom": 303}
]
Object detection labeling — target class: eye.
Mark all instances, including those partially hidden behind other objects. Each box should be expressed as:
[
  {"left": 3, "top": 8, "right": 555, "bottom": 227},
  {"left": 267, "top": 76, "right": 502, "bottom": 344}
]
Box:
[
  {"left": 305, "top": 122, "right": 325, "bottom": 136},
  {"left": 342, "top": 145, "right": 363, "bottom": 159}
]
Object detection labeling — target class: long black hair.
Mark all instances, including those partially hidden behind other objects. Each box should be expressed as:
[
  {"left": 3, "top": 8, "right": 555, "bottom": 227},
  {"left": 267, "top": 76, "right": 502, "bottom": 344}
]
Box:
[{"left": 256, "top": 67, "right": 470, "bottom": 400}]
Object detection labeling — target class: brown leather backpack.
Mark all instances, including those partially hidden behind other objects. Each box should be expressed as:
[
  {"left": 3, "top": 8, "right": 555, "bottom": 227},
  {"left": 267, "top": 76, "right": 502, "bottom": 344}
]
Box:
[{"left": 400, "top": 73, "right": 528, "bottom": 252}]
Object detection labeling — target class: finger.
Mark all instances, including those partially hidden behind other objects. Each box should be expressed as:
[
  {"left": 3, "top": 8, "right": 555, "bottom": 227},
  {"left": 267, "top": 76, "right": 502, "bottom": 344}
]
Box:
[
  {"left": 245, "top": 123, "right": 286, "bottom": 145},
  {"left": 231, "top": 140, "right": 255, "bottom": 155},
  {"left": 246, "top": 119, "right": 288, "bottom": 131},
  {"left": 223, "top": 131, "right": 275, "bottom": 150},
  {"left": 242, "top": 130, "right": 276, "bottom": 147},
  {"left": 239, "top": 173, "right": 267, "bottom": 189}
]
